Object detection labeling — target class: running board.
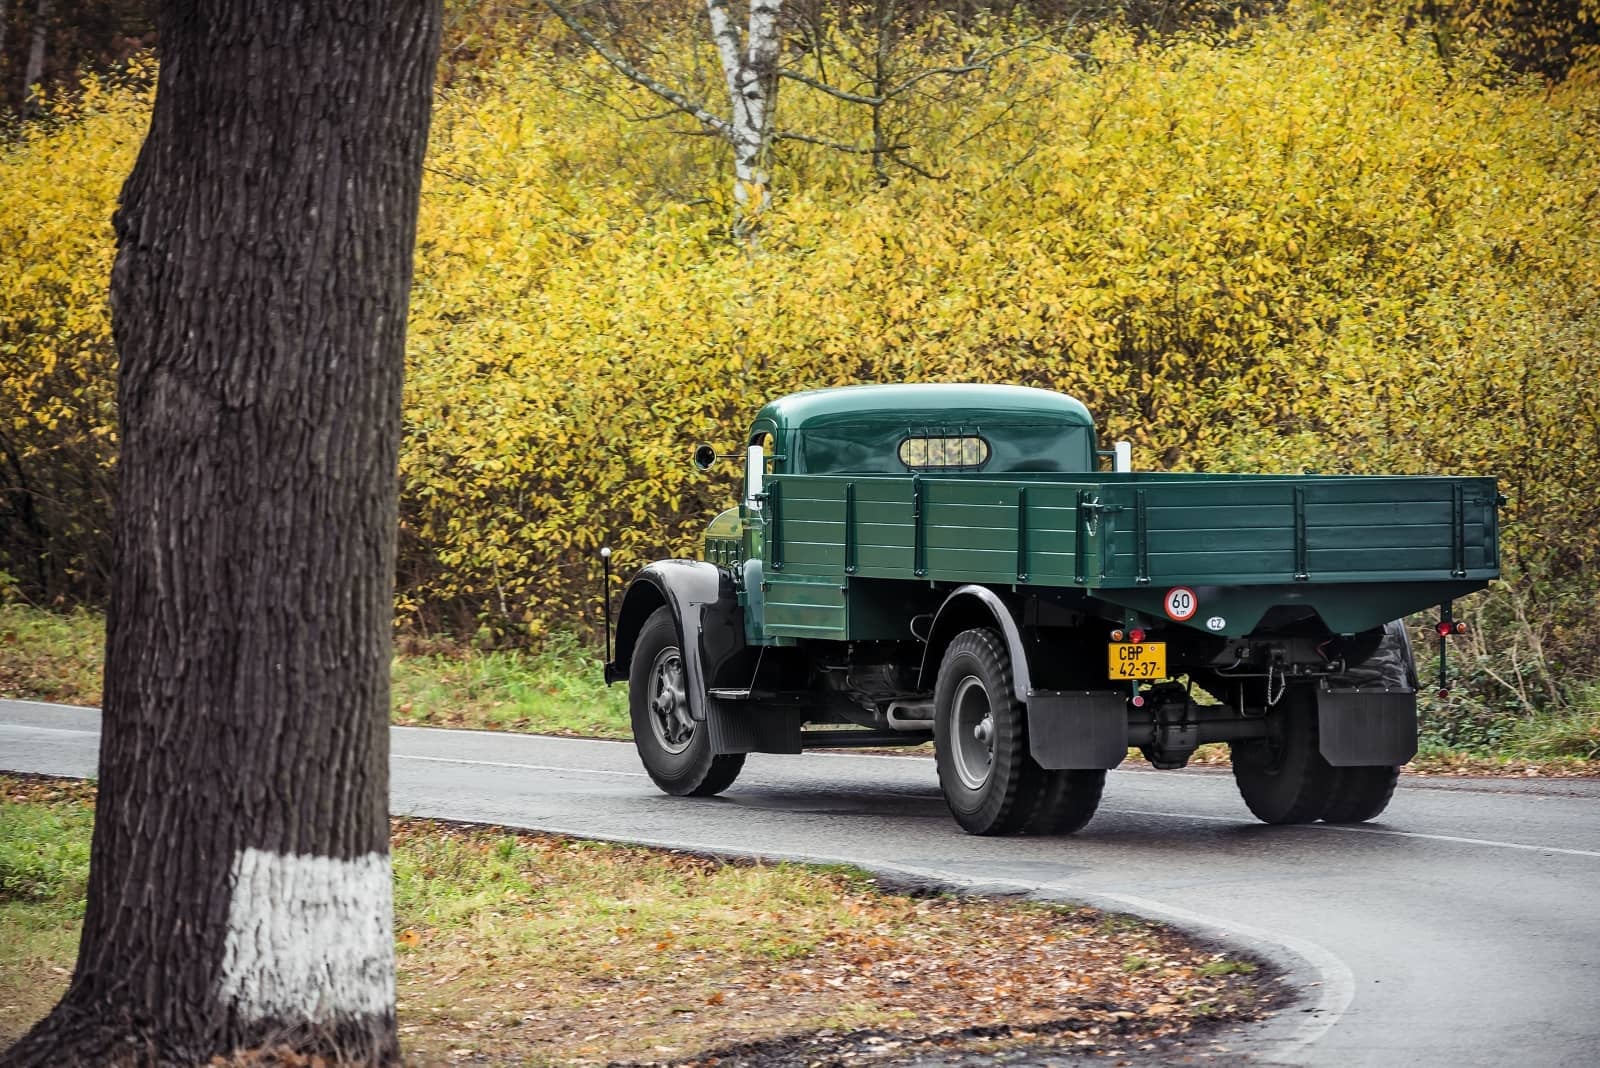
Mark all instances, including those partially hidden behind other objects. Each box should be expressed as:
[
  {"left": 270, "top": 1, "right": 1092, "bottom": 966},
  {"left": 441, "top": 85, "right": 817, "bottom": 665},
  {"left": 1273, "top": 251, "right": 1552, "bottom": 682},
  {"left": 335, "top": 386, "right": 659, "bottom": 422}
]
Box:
[{"left": 799, "top": 730, "right": 930, "bottom": 749}]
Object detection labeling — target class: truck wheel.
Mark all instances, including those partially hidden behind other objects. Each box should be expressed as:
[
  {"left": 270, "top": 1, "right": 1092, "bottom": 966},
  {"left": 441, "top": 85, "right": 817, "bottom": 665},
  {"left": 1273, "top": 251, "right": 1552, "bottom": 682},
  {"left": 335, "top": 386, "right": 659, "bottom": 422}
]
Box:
[
  {"left": 1316, "top": 620, "right": 1411, "bottom": 823},
  {"left": 1230, "top": 684, "right": 1338, "bottom": 824},
  {"left": 629, "top": 606, "right": 745, "bottom": 797},
  {"left": 1021, "top": 769, "right": 1106, "bottom": 835},
  {"left": 1321, "top": 766, "right": 1400, "bottom": 823},
  {"left": 934, "top": 628, "right": 1038, "bottom": 836}
]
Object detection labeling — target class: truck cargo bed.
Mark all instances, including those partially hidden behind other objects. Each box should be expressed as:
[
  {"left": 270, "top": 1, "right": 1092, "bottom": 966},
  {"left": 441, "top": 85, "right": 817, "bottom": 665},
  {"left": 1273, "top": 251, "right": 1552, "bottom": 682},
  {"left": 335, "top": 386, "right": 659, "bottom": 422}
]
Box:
[{"left": 759, "top": 472, "right": 1499, "bottom": 639}]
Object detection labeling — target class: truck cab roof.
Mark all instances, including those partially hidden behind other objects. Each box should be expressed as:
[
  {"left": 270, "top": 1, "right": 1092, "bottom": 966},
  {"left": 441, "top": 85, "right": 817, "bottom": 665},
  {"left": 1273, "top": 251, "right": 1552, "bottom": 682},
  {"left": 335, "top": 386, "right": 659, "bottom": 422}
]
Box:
[{"left": 750, "top": 384, "right": 1098, "bottom": 476}]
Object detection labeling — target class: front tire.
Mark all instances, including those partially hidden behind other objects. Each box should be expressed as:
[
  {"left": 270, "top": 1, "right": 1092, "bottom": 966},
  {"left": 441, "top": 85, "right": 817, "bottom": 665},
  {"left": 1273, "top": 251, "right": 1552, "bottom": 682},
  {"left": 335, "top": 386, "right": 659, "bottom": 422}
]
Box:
[
  {"left": 934, "top": 628, "right": 1038, "bottom": 835},
  {"left": 629, "top": 606, "right": 745, "bottom": 797}
]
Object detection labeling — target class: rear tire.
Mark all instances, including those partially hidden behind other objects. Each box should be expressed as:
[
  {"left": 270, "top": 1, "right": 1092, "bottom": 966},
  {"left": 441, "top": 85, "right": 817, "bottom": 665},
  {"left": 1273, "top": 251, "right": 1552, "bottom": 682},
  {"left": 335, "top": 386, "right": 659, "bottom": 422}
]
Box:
[
  {"left": 1317, "top": 620, "right": 1412, "bottom": 823},
  {"left": 629, "top": 606, "right": 745, "bottom": 797},
  {"left": 1020, "top": 769, "right": 1105, "bottom": 835},
  {"left": 1321, "top": 766, "right": 1400, "bottom": 823},
  {"left": 1230, "top": 684, "right": 1338, "bottom": 824},
  {"left": 934, "top": 628, "right": 1038, "bottom": 836}
]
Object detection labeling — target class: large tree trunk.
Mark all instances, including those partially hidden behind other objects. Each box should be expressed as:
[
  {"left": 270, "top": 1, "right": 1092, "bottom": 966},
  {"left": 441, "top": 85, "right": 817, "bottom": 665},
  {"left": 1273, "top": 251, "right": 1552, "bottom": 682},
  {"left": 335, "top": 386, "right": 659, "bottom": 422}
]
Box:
[{"left": 1, "top": 2, "right": 441, "bottom": 1065}]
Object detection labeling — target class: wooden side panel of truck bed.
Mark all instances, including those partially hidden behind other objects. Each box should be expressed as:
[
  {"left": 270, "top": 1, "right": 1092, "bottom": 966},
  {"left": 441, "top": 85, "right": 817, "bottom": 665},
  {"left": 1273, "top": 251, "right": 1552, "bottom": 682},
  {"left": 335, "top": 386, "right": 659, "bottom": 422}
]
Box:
[{"left": 759, "top": 472, "right": 1500, "bottom": 641}]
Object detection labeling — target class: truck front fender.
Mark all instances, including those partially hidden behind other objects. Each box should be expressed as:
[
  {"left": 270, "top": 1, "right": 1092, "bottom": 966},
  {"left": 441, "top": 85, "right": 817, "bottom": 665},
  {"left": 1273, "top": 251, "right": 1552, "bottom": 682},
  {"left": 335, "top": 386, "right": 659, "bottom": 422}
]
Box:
[
  {"left": 917, "top": 585, "right": 1033, "bottom": 705},
  {"left": 606, "top": 560, "right": 743, "bottom": 723}
]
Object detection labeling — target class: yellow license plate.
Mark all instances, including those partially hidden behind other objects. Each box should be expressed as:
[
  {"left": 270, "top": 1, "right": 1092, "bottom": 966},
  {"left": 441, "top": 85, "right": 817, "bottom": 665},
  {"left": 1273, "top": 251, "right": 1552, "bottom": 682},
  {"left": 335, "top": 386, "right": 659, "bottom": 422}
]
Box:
[{"left": 1108, "top": 642, "right": 1167, "bottom": 681}]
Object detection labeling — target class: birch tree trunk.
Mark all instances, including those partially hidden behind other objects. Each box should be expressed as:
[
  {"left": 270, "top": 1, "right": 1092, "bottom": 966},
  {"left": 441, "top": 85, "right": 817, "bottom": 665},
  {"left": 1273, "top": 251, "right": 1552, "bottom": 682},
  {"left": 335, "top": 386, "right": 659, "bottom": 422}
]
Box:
[
  {"left": 705, "top": 0, "right": 781, "bottom": 218},
  {"left": 0, "top": 1, "right": 441, "bottom": 1064}
]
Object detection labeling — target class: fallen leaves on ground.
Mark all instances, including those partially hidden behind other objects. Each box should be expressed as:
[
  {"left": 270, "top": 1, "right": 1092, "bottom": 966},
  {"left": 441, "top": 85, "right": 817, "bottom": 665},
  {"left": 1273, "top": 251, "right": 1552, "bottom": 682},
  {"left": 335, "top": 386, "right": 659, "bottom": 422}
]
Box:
[{"left": 390, "top": 820, "right": 1280, "bottom": 1066}]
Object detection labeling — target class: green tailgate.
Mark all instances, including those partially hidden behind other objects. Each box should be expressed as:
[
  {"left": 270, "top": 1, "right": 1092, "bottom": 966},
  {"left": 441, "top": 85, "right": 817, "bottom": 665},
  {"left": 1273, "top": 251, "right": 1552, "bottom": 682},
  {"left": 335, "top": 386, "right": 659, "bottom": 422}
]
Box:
[{"left": 758, "top": 471, "right": 1499, "bottom": 639}]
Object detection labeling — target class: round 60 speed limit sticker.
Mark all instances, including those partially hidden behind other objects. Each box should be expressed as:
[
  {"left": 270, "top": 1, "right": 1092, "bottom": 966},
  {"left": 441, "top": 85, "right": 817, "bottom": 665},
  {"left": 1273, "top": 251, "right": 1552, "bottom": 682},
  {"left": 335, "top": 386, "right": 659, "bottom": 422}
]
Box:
[{"left": 1163, "top": 586, "right": 1198, "bottom": 622}]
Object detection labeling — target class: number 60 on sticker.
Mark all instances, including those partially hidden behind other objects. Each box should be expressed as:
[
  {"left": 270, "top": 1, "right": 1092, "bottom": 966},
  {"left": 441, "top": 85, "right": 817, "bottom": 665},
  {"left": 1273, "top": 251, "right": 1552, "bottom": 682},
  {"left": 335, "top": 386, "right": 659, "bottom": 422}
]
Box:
[{"left": 1164, "top": 586, "right": 1197, "bottom": 621}]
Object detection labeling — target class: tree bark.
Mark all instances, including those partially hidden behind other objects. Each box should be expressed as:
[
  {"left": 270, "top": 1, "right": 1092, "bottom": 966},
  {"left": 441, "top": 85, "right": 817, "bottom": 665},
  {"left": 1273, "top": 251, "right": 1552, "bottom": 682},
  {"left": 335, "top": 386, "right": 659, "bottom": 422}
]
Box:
[
  {"left": 1, "top": 1, "right": 441, "bottom": 1065},
  {"left": 20, "top": 0, "right": 47, "bottom": 113}
]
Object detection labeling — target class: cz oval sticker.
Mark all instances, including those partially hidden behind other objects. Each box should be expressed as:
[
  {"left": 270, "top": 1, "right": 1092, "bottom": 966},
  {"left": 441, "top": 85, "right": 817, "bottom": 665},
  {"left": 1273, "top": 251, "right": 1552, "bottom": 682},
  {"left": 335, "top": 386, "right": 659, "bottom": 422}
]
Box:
[{"left": 1164, "top": 587, "right": 1198, "bottom": 622}]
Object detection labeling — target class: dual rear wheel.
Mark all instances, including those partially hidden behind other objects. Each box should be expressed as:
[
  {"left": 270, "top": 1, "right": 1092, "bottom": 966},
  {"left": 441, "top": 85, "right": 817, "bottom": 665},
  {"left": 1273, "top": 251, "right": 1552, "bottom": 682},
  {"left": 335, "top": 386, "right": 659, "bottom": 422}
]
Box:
[
  {"left": 1230, "top": 685, "right": 1400, "bottom": 825},
  {"left": 1230, "top": 621, "right": 1413, "bottom": 825}
]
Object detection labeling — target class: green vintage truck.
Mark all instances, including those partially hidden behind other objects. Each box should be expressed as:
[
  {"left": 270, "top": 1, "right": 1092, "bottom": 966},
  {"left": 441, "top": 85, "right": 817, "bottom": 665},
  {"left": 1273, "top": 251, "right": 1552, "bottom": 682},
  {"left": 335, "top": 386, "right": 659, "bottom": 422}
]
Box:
[{"left": 602, "top": 384, "right": 1499, "bottom": 835}]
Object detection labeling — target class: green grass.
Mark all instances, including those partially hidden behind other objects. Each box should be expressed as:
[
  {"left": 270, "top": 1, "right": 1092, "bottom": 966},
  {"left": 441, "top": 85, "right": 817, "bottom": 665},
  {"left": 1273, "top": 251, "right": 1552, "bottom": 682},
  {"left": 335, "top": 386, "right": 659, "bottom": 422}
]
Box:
[
  {"left": 1197, "top": 959, "right": 1258, "bottom": 977},
  {"left": 0, "top": 781, "right": 97, "bottom": 1044},
  {"left": 0, "top": 603, "right": 630, "bottom": 739},
  {"left": 0, "top": 796, "right": 93, "bottom": 908},
  {"left": 0, "top": 605, "right": 104, "bottom": 707},
  {"left": 1504, "top": 685, "right": 1600, "bottom": 760},
  {"left": 390, "top": 630, "right": 628, "bottom": 736}
]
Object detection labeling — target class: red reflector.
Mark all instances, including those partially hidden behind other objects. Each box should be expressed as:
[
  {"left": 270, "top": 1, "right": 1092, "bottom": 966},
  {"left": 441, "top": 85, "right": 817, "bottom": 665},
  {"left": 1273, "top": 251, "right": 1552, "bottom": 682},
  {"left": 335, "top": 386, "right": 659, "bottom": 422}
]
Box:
[
  {"left": 1129, "top": 628, "right": 1147, "bottom": 643},
  {"left": 1436, "top": 621, "right": 1454, "bottom": 638},
  {"left": 1131, "top": 695, "right": 1146, "bottom": 708},
  {"left": 1437, "top": 688, "right": 1450, "bottom": 699}
]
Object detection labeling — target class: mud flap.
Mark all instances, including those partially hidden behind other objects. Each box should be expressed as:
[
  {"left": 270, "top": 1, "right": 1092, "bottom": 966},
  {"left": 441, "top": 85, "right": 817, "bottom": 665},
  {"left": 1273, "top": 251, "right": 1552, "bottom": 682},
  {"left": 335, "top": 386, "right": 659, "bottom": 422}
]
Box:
[
  {"left": 705, "top": 699, "right": 806, "bottom": 755},
  {"left": 1317, "top": 688, "right": 1418, "bottom": 767},
  {"left": 1026, "top": 690, "right": 1128, "bottom": 770}
]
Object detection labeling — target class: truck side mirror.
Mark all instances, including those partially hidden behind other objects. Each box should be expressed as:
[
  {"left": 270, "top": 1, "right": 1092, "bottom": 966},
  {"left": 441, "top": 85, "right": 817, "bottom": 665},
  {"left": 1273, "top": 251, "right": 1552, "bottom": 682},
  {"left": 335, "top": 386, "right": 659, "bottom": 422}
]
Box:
[
  {"left": 746, "top": 444, "right": 765, "bottom": 509},
  {"left": 692, "top": 444, "right": 718, "bottom": 472}
]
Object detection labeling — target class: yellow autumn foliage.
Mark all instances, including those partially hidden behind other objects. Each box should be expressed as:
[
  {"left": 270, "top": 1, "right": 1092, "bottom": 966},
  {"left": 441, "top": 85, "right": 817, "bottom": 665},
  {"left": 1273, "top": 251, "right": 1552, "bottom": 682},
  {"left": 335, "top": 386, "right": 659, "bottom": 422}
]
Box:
[
  {"left": 0, "top": 69, "right": 147, "bottom": 599},
  {"left": 3, "top": 9, "right": 1597, "bottom": 685}
]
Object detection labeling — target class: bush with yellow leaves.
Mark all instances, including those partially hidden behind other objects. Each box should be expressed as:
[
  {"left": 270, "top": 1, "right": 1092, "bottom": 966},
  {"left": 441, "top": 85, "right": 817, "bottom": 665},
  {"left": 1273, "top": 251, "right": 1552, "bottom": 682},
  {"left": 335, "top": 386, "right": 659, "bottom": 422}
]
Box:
[{"left": 2, "top": 10, "right": 1596, "bottom": 712}]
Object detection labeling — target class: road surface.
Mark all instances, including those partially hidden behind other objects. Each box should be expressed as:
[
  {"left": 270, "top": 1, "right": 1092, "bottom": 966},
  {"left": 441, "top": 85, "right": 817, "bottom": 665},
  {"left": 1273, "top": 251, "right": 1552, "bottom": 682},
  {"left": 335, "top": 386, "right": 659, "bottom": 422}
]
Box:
[{"left": 4, "top": 698, "right": 1598, "bottom": 1066}]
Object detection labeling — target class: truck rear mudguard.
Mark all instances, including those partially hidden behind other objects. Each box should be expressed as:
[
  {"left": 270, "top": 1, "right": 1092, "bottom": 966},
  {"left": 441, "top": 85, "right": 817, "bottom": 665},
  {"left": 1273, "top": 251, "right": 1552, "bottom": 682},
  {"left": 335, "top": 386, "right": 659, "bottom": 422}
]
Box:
[{"left": 919, "top": 585, "right": 1128, "bottom": 770}]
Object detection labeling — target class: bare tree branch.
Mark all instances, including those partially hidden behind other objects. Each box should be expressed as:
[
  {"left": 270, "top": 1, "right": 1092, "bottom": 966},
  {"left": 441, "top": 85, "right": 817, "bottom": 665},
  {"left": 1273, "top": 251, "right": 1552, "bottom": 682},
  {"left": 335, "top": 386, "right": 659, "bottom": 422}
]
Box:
[
  {"left": 779, "top": 67, "right": 883, "bottom": 106},
  {"left": 541, "top": 0, "right": 732, "bottom": 141},
  {"left": 773, "top": 129, "right": 905, "bottom": 154}
]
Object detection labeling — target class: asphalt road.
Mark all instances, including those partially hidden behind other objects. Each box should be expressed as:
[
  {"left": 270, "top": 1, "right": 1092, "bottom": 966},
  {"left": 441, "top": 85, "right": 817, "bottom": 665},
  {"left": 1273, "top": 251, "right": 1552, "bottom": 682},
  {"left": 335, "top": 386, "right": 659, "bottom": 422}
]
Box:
[{"left": 4, "top": 698, "right": 1599, "bottom": 1066}]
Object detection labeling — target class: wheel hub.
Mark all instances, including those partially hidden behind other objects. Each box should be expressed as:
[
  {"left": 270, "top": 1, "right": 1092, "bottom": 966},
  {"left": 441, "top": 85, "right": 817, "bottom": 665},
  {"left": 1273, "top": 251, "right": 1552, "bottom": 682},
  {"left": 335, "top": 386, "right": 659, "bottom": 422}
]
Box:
[
  {"left": 951, "top": 675, "right": 995, "bottom": 791},
  {"left": 647, "top": 648, "right": 695, "bottom": 755}
]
